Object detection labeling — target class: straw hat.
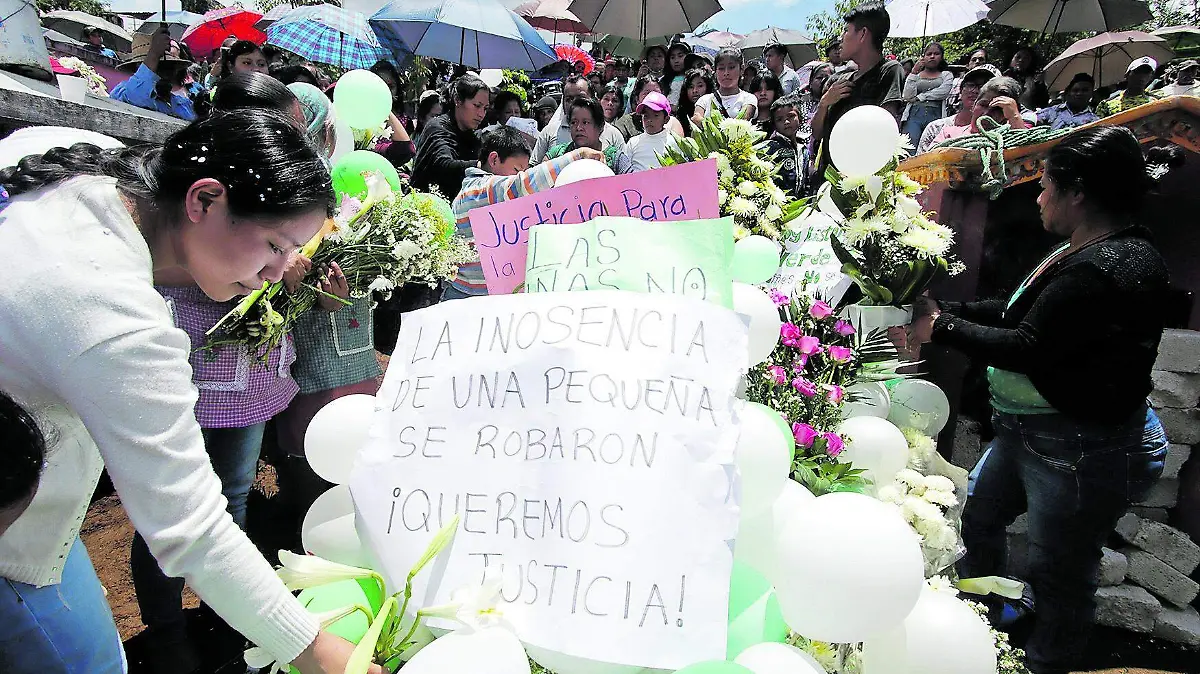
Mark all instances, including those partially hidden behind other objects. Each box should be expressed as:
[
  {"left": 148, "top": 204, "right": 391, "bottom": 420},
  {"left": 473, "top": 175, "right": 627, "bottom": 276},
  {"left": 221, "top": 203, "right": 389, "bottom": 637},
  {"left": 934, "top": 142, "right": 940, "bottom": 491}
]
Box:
[{"left": 117, "top": 33, "right": 192, "bottom": 74}]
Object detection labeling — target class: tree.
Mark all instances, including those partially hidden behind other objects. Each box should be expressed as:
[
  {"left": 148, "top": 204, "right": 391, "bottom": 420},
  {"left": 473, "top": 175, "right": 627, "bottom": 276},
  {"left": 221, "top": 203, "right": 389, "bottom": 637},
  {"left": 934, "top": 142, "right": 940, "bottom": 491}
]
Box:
[{"left": 37, "top": 0, "right": 108, "bottom": 15}]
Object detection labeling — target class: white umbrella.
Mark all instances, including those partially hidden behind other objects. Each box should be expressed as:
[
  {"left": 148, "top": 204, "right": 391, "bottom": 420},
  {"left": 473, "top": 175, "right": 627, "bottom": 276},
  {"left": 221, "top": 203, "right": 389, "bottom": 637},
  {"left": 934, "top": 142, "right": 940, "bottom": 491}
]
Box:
[
  {"left": 886, "top": 0, "right": 989, "bottom": 38},
  {"left": 739, "top": 26, "right": 818, "bottom": 66},
  {"left": 986, "top": 0, "right": 1152, "bottom": 34},
  {"left": 568, "top": 0, "right": 722, "bottom": 40},
  {"left": 42, "top": 10, "right": 135, "bottom": 52},
  {"left": 135, "top": 10, "right": 204, "bottom": 40},
  {"left": 1042, "top": 30, "right": 1173, "bottom": 92}
]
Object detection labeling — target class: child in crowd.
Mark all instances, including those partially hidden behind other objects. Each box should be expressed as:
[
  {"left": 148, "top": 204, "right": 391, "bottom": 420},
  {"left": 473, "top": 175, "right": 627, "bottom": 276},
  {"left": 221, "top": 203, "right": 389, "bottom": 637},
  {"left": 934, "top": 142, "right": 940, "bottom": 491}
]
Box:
[
  {"left": 765, "top": 94, "right": 805, "bottom": 197},
  {"left": 695, "top": 48, "right": 758, "bottom": 122},
  {"left": 661, "top": 42, "right": 692, "bottom": 107},
  {"left": 626, "top": 92, "right": 680, "bottom": 171}
]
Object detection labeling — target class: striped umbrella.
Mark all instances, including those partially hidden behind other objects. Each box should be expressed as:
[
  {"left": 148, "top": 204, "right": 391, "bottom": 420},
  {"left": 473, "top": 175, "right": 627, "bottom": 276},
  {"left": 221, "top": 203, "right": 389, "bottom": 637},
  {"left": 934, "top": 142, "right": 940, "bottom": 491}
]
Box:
[{"left": 267, "top": 4, "right": 402, "bottom": 69}]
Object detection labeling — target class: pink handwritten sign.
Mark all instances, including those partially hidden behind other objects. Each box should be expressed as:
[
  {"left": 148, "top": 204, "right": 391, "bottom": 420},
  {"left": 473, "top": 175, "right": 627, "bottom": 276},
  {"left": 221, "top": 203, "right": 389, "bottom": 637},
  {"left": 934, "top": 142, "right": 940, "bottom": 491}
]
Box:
[{"left": 468, "top": 159, "right": 719, "bottom": 294}]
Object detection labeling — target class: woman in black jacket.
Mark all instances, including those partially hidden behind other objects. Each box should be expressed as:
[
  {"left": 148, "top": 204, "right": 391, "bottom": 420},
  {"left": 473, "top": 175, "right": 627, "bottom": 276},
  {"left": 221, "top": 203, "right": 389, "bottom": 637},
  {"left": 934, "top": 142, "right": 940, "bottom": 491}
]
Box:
[
  {"left": 910, "top": 126, "right": 1179, "bottom": 674},
  {"left": 410, "top": 74, "right": 490, "bottom": 200}
]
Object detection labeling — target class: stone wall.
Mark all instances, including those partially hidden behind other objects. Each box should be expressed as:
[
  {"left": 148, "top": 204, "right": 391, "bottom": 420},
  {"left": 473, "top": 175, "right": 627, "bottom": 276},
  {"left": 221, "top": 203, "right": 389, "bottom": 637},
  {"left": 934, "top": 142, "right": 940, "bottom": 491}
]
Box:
[{"left": 950, "top": 328, "right": 1200, "bottom": 648}]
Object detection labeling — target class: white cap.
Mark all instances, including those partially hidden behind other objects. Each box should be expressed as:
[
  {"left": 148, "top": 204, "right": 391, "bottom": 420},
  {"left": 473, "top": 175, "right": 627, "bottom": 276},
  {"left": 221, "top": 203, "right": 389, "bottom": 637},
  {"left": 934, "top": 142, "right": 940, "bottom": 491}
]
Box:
[{"left": 1127, "top": 56, "right": 1158, "bottom": 74}]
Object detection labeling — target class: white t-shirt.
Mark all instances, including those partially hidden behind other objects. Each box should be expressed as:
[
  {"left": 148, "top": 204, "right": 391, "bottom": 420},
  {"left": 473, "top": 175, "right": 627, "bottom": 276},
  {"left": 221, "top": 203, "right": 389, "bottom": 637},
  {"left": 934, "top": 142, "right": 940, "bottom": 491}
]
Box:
[
  {"left": 1159, "top": 82, "right": 1200, "bottom": 97},
  {"left": 626, "top": 129, "right": 680, "bottom": 171},
  {"left": 697, "top": 90, "right": 758, "bottom": 119},
  {"left": 0, "top": 175, "right": 318, "bottom": 663}
]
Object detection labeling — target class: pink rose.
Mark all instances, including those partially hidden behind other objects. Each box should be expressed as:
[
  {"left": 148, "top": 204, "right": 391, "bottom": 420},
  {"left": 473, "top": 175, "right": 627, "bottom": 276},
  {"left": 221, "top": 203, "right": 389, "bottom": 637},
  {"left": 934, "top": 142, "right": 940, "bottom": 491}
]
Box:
[
  {"left": 823, "top": 432, "right": 845, "bottom": 458},
  {"left": 792, "top": 377, "right": 819, "bottom": 397},
  {"left": 769, "top": 289, "right": 790, "bottom": 307},
  {"left": 792, "top": 422, "right": 819, "bottom": 448},
  {"left": 809, "top": 300, "right": 834, "bottom": 319},
  {"left": 797, "top": 335, "right": 821, "bottom": 355},
  {"left": 834, "top": 319, "right": 856, "bottom": 336},
  {"left": 828, "top": 345, "right": 853, "bottom": 363},
  {"left": 780, "top": 323, "right": 802, "bottom": 347},
  {"left": 826, "top": 384, "right": 846, "bottom": 404},
  {"left": 792, "top": 353, "right": 809, "bottom": 373},
  {"left": 767, "top": 365, "right": 788, "bottom": 385}
]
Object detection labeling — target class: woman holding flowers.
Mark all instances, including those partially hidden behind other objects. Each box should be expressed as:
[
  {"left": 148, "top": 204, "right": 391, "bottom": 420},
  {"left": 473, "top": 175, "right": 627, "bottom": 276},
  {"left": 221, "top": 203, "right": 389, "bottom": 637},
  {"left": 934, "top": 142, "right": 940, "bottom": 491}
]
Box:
[
  {"left": 909, "top": 126, "right": 1177, "bottom": 674},
  {"left": 0, "top": 110, "right": 379, "bottom": 674}
]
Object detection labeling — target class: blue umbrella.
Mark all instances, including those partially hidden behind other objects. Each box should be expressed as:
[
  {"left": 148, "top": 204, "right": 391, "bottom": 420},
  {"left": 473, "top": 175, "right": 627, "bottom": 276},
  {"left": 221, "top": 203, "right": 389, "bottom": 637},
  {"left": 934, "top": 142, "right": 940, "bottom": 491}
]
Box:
[
  {"left": 267, "top": 4, "right": 403, "bottom": 70},
  {"left": 369, "top": 0, "right": 557, "bottom": 70}
]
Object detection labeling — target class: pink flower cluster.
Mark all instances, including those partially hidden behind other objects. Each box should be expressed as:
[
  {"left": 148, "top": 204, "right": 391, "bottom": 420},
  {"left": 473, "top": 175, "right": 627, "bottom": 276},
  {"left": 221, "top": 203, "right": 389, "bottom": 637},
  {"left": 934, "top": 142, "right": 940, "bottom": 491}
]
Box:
[{"left": 791, "top": 422, "right": 846, "bottom": 458}]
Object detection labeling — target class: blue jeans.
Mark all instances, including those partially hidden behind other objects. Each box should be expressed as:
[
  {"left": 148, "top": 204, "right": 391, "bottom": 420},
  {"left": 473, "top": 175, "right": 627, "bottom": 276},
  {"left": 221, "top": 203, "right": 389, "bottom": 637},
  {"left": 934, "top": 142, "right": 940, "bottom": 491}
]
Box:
[
  {"left": 958, "top": 406, "right": 1167, "bottom": 674},
  {"left": 130, "top": 423, "right": 265, "bottom": 631},
  {"left": 0, "top": 538, "right": 127, "bottom": 673},
  {"left": 904, "top": 102, "right": 943, "bottom": 148}
]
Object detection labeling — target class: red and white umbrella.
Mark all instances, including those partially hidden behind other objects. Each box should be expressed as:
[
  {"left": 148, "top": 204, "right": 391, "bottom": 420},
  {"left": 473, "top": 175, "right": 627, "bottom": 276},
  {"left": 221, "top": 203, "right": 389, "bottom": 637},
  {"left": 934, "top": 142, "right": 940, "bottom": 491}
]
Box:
[{"left": 514, "top": 0, "right": 590, "bottom": 34}]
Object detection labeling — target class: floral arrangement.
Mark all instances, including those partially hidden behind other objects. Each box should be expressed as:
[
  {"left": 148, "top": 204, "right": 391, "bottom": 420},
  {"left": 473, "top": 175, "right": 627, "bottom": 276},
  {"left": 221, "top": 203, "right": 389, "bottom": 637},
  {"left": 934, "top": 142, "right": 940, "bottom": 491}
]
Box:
[
  {"left": 55, "top": 57, "right": 107, "bottom": 96},
  {"left": 744, "top": 290, "right": 903, "bottom": 494},
  {"left": 246, "top": 517, "right": 464, "bottom": 673},
  {"left": 659, "top": 112, "right": 805, "bottom": 240},
  {"left": 877, "top": 468, "right": 962, "bottom": 577},
  {"left": 818, "top": 142, "right": 962, "bottom": 307},
  {"left": 205, "top": 175, "right": 470, "bottom": 358}
]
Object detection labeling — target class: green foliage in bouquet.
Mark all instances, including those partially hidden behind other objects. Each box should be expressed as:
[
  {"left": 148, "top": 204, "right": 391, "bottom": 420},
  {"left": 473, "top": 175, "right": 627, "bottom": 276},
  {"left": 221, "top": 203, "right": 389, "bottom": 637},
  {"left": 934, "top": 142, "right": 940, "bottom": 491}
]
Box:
[
  {"left": 819, "top": 161, "right": 962, "bottom": 307},
  {"left": 659, "top": 111, "right": 806, "bottom": 241}
]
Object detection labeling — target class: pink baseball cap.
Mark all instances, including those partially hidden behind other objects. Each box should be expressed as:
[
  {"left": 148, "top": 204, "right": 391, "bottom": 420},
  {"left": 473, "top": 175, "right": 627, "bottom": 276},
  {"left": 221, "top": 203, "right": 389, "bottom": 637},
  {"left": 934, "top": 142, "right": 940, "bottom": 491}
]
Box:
[{"left": 636, "top": 91, "right": 672, "bottom": 115}]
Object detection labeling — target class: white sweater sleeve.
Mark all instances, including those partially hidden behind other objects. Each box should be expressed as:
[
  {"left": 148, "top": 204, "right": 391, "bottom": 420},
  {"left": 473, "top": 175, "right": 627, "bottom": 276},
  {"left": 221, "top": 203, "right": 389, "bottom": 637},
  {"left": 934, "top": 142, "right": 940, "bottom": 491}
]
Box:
[{"left": 27, "top": 269, "right": 318, "bottom": 663}]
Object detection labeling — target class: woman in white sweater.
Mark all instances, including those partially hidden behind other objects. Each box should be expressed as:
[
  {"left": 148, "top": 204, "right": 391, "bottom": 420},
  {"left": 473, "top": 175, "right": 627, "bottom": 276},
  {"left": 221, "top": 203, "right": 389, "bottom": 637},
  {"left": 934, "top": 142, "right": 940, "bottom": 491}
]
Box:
[{"left": 0, "top": 109, "right": 380, "bottom": 674}]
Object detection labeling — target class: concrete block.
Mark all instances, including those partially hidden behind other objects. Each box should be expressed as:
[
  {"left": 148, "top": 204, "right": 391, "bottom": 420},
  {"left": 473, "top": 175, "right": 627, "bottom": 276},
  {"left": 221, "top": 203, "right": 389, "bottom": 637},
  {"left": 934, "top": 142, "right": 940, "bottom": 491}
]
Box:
[
  {"left": 1093, "top": 584, "right": 1162, "bottom": 633},
  {"left": 1095, "top": 547, "right": 1128, "bottom": 587},
  {"left": 1115, "top": 512, "right": 1142, "bottom": 544},
  {"left": 1150, "top": 370, "right": 1200, "bottom": 408},
  {"left": 1124, "top": 548, "right": 1200, "bottom": 608},
  {"left": 951, "top": 417, "right": 983, "bottom": 473},
  {"left": 1164, "top": 444, "right": 1191, "bottom": 480},
  {"left": 1130, "top": 519, "right": 1200, "bottom": 575},
  {"left": 1153, "top": 605, "right": 1200, "bottom": 648},
  {"left": 1134, "top": 478, "right": 1180, "bottom": 509},
  {"left": 1157, "top": 408, "right": 1200, "bottom": 445},
  {"left": 1129, "top": 507, "right": 1170, "bottom": 523},
  {"left": 1155, "top": 329, "right": 1200, "bottom": 374}
]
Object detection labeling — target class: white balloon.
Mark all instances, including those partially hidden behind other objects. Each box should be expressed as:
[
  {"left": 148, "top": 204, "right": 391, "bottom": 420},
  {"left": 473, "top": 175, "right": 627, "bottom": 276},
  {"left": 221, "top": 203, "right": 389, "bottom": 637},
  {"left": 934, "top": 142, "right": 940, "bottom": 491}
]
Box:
[
  {"left": 837, "top": 416, "right": 910, "bottom": 487},
  {"left": 301, "top": 484, "right": 371, "bottom": 567},
  {"left": 735, "top": 403, "right": 794, "bottom": 516},
  {"left": 479, "top": 69, "right": 506, "bottom": 88},
  {"left": 843, "top": 381, "right": 891, "bottom": 419},
  {"left": 305, "top": 394, "right": 377, "bottom": 484},
  {"left": 829, "top": 105, "right": 901, "bottom": 177},
  {"left": 731, "top": 282, "right": 782, "bottom": 367},
  {"left": 887, "top": 379, "right": 950, "bottom": 435},
  {"left": 330, "top": 109, "right": 354, "bottom": 165},
  {"left": 554, "top": 159, "right": 615, "bottom": 186},
  {"left": 735, "top": 642, "right": 825, "bottom": 674},
  {"left": 736, "top": 480, "right": 815, "bottom": 583},
  {"left": 401, "top": 627, "right": 531, "bottom": 674},
  {"left": 774, "top": 492, "right": 924, "bottom": 643},
  {"left": 861, "top": 588, "right": 997, "bottom": 674},
  {"left": 525, "top": 644, "right": 643, "bottom": 674}
]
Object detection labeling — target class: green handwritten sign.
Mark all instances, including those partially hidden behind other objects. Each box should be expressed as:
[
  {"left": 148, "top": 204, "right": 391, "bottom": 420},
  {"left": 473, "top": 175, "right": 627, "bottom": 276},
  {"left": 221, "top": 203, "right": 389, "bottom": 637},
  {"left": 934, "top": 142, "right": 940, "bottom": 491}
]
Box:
[{"left": 525, "top": 216, "right": 736, "bottom": 308}]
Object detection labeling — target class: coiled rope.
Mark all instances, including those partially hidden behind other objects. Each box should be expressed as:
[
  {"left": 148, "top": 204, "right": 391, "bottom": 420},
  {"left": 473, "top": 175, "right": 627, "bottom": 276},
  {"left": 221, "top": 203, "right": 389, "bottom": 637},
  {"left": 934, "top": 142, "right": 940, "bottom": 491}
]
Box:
[{"left": 932, "top": 116, "right": 1075, "bottom": 199}]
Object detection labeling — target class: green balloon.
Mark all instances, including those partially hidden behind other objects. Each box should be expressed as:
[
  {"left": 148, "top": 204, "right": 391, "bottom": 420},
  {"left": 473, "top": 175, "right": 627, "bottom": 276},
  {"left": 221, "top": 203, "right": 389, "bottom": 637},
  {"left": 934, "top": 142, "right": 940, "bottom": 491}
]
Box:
[
  {"left": 331, "top": 150, "right": 401, "bottom": 201},
  {"left": 749, "top": 401, "right": 796, "bottom": 463},
  {"left": 401, "top": 191, "right": 457, "bottom": 240},
  {"left": 731, "top": 235, "right": 782, "bottom": 285},
  {"left": 296, "top": 578, "right": 381, "bottom": 644},
  {"left": 727, "top": 562, "right": 788, "bottom": 659},
  {"left": 675, "top": 662, "right": 755, "bottom": 674},
  {"left": 333, "top": 69, "right": 393, "bottom": 130}
]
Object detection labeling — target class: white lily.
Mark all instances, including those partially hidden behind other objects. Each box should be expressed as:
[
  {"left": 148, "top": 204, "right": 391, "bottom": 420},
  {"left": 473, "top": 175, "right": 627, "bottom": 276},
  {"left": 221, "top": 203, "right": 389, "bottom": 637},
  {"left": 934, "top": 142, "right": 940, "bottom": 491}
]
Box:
[
  {"left": 364, "top": 171, "right": 392, "bottom": 204},
  {"left": 418, "top": 569, "right": 505, "bottom": 630},
  {"left": 244, "top": 604, "right": 367, "bottom": 673},
  {"left": 276, "top": 550, "right": 378, "bottom": 591},
  {"left": 865, "top": 174, "right": 884, "bottom": 202},
  {"left": 897, "top": 193, "right": 923, "bottom": 217}
]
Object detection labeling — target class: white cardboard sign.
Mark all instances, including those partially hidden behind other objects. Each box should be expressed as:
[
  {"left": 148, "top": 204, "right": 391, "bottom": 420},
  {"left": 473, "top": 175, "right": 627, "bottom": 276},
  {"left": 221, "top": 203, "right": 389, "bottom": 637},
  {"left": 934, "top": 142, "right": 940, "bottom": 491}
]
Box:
[
  {"left": 350, "top": 291, "right": 746, "bottom": 669},
  {"left": 768, "top": 209, "right": 852, "bottom": 303}
]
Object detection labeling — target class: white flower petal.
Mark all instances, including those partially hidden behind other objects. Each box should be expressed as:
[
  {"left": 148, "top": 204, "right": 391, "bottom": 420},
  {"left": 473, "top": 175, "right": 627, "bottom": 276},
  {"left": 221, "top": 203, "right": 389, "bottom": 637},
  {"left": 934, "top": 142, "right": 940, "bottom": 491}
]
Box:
[{"left": 244, "top": 646, "right": 276, "bottom": 669}]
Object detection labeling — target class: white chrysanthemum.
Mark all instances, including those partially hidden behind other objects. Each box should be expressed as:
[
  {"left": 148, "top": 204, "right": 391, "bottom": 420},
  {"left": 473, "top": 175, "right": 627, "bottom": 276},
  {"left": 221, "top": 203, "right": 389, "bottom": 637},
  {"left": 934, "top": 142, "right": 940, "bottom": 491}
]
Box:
[
  {"left": 712, "top": 153, "right": 732, "bottom": 173},
  {"left": 718, "top": 189, "right": 729, "bottom": 206},
  {"left": 841, "top": 174, "right": 867, "bottom": 190},
  {"left": 764, "top": 204, "right": 783, "bottom": 222},
  {"left": 368, "top": 276, "right": 395, "bottom": 293},
  {"left": 923, "top": 221, "right": 956, "bottom": 244},
  {"left": 922, "top": 474, "right": 956, "bottom": 493},
  {"left": 749, "top": 155, "right": 774, "bottom": 178},
  {"left": 895, "top": 134, "right": 915, "bottom": 158},
  {"left": 900, "top": 226, "right": 951, "bottom": 257},
  {"left": 738, "top": 181, "right": 758, "bottom": 197},
  {"left": 924, "top": 488, "right": 959, "bottom": 508},
  {"left": 876, "top": 484, "right": 906, "bottom": 505},
  {"left": 890, "top": 213, "right": 911, "bottom": 233},
  {"left": 733, "top": 224, "right": 752, "bottom": 239},
  {"left": 767, "top": 183, "right": 787, "bottom": 205},
  {"left": 896, "top": 171, "right": 924, "bottom": 195},
  {"left": 728, "top": 196, "right": 756, "bottom": 215},
  {"left": 895, "top": 468, "right": 926, "bottom": 487},
  {"left": 391, "top": 240, "right": 422, "bottom": 260},
  {"left": 927, "top": 576, "right": 959, "bottom": 595},
  {"left": 842, "top": 216, "right": 889, "bottom": 245},
  {"left": 720, "top": 117, "right": 756, "bottom": 142},
  {"left": 925, "top": 522, "right": 959, "bottom": 550},
  {"left": 720, "top": 168, "right": 736, "bottom": 183}
]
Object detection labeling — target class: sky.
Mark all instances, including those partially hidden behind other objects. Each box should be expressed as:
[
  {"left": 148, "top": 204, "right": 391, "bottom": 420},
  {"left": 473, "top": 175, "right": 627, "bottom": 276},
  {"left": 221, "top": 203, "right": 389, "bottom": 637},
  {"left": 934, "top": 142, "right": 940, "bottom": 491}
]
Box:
[{"left": 697, "top": 0, "right": 840, "bottom": 36}]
